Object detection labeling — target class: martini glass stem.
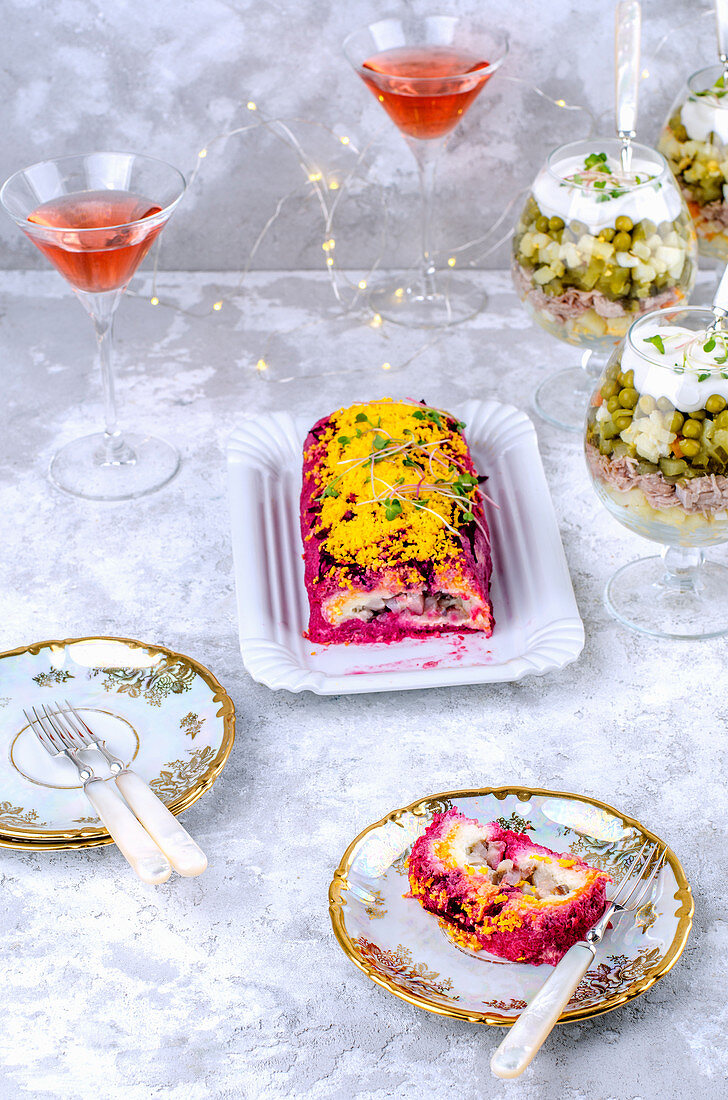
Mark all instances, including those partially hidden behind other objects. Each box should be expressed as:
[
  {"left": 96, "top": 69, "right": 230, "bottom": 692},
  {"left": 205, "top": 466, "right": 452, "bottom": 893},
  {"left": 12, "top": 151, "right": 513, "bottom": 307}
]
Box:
[
  {"left": 409, "top": 139, "right": 442, "bottom": 298},
  {"left": 75, "top": 288, "right": 135, "bottom": 466}
]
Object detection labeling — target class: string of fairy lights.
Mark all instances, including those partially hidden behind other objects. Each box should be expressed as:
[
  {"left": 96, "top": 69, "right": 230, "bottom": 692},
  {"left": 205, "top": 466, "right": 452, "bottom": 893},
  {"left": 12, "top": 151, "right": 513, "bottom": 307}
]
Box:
[{"left": 136, "top": 8, "right": 713, "bottom": 381}]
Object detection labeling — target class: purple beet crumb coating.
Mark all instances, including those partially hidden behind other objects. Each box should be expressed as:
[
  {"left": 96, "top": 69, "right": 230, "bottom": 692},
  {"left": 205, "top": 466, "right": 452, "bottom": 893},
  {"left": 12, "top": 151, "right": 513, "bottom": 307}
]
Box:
[{"left": 300, "top": 400, "right": 494, "bottom": 644}]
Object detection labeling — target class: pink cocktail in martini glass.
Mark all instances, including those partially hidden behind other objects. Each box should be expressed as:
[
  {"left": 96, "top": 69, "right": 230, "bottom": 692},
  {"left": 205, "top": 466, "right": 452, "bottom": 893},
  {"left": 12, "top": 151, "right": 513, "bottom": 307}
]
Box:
[
  {"left": 1, "top": 152, "right": 185, "bottom": 500},
  {"left": 345, "top": 15, "right": 508, "bottom": 328}
]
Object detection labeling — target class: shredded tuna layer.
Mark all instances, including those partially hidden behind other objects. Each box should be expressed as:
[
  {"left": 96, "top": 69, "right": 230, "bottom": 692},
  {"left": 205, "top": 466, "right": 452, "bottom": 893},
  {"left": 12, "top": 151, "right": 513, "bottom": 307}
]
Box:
[
  {"left": 514, "top": 261, "right": 683, "bottom": 324},
  {"left": 586, "top": 443, "right": 728, "bottom": 515}
]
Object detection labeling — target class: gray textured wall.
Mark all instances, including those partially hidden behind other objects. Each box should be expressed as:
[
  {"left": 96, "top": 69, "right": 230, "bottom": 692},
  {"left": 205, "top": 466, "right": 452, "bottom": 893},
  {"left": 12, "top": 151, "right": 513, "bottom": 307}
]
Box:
[{"left": 0, "top": 0, "right": 717, "bottom": 270}]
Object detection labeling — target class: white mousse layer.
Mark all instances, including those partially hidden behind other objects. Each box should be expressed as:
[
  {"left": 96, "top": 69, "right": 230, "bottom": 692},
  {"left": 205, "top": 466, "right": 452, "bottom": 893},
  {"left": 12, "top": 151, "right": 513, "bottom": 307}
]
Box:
[
  {"left": 532, "top": 153, "right": 683, "bottom": 233},
  {"left": 622, "top": 320, "right": 728, "bottom": 412},
  {"left": 681, "top": 95, "right": 728, "bottom": 145}
]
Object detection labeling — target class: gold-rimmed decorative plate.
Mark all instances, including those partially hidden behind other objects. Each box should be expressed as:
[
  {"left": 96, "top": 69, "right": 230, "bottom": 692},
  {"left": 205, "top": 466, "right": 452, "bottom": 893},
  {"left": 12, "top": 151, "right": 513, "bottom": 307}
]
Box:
[
  {"left": 329, "top": 786, "right": 693, "bottom": 1026},
  {"left": 0, "top": 636, "right": 235, "bottom": 850}
]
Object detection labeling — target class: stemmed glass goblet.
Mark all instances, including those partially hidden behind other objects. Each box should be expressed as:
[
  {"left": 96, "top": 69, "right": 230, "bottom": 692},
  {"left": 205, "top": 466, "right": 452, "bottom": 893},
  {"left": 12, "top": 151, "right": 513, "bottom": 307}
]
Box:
[
  {"left": 344, "top": 14, "right": 508, "bottom": 328},
  {"left": 585, "top": 305, "right": 728, "bottom": 638},
  {"left": 658, "top": 1, "right": 728, "bottom": 278},
  {"left": 512, "top": 138, "right": 697, "bottom": 432},
  {"left": 1, "top": 152, "right": 186, "bottom": 500},
  {"left": 658, "top": 63, "right": 728, "bottom": 270}
]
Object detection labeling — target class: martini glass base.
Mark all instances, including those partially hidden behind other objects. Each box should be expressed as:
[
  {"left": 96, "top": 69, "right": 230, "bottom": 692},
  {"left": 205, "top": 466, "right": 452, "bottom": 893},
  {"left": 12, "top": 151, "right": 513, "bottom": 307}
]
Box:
[
  {"left": 534, "top": 366, "right": 598, "bottom": 433},
  {"left": 368, "top": 275, "right": 485, "bottom": 328},
  {"left": 49, "top": 432, "right": 180, "bottom": 501},
  {"left": 605, "top": 556, "right": 728, "bottom": 639}
]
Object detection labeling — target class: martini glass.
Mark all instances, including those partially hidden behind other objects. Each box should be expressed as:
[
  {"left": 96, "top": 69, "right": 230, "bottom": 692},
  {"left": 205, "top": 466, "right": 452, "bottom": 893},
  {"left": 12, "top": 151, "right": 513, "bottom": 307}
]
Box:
[
  {"left": 344, "top": 15, "right": 508, "bottom": 328},
  {"left": 1, "top": 152, "right": 186, "bottom": 500}
]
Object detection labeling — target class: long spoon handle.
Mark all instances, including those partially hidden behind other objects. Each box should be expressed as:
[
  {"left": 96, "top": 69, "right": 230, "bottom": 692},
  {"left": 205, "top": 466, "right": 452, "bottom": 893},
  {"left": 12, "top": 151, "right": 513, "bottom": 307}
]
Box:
[
  {"left": 717, "top": 0, "right": 728, "bottom": 72},
  {"left": 615, "top": 0, "right": 641, "bottom": 170}
]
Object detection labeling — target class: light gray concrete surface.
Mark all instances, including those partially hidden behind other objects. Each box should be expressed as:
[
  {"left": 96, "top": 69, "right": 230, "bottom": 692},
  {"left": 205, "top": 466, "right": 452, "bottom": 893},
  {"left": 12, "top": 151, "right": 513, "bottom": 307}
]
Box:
[
  {"left": 0, "top": 0, "right": 720, "bottom": 271},
  {"left": 0, "top": 267, "right": 726, "bottom": 1099}
]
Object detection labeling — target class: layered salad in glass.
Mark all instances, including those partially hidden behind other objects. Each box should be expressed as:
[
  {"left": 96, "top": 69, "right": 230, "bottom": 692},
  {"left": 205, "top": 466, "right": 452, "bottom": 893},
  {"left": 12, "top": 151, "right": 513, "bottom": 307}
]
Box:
[
  {"left": 659, "top": 65, "right": 728, "bottom": 260},
  {"left": 585, "top": 307, "right": 728, "bottom": 545},
  {"left": 513, "top": 139, "right": 697, "bottom": 350}
]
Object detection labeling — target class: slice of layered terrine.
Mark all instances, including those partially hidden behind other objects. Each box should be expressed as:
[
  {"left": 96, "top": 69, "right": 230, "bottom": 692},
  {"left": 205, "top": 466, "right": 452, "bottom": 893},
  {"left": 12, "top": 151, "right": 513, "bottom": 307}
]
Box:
[
  {"left": 300, "top": 399, "right": 494, "bottom": 644},
  {"left": 408, "top": 808, "right": 611, "bottom": 966}
]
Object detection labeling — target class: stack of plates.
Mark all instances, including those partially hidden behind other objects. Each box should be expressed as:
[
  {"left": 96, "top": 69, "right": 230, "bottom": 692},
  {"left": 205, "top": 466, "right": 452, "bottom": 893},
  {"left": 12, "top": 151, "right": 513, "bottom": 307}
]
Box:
[{"left": 0, "top": 636, "right": 235, "bottom": 851}]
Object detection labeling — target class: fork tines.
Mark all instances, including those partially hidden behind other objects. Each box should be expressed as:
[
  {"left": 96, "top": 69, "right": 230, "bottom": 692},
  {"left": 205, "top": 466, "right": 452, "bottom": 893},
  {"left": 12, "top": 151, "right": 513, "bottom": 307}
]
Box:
[{"left": 611, "top": 840, "right": 666, "bottom": 912}]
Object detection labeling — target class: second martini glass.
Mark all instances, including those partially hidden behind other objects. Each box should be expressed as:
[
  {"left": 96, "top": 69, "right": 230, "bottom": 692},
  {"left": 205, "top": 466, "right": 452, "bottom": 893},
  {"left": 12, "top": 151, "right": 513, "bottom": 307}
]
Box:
[
  {"left": 344, "top": 15, "right": 508, "bottom": 328},
  {"left": 1, "top": 152, "right": 186, "bottom": 500}
]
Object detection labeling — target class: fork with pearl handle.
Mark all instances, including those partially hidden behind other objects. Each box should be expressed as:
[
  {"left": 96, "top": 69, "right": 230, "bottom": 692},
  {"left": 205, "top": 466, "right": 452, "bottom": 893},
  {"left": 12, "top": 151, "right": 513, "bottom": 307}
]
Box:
[
  {"left": 57, "top": 700, "right": 207, "bottom": 877},
  {"left": 24, "top": 703, "right": 207, "bottom": 880},
  {"left": 490, "top": 839, "right": 666, "bottom": 1078}
]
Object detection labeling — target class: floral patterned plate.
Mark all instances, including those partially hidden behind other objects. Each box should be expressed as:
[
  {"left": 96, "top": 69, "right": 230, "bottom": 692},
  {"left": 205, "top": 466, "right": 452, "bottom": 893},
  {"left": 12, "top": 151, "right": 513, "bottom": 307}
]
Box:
[
  {"left": 329, "top": 786, "right": 693, "bottom": 1025},
  {"left": 0, "top": 636, "right": 235, "bottom": 850}
]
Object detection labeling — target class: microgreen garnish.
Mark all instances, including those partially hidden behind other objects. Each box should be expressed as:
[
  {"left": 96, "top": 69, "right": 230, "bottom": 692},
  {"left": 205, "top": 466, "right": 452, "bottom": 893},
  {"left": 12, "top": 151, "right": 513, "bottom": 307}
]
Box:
[
  {"left": 384, "top": 498, "right": 403, "bottom": 521},
  {"left": 566, "top": 152, "right": 653, "bottom": 197},
  {"left": 338, "top": 434, "right": 350, "bottom": 446},
  {"left": 703, "top": 337, "right": 716, "bottom": 352},
  {"left": 322, "top": 485, "right": 339, "bottom": 499},
  {"left": 645, "top": 334, "right": 665, "bottom": 354},
  {"left": 698, "top": 372, "right": 711, "bottom": 382},
  {"left": 412, "top": 407, "right": 445, "bottom": 428},
  {"left": 355, "top": 412, "right": 368, "bottom": 423},
  {"left": 372, "top": 434, "right": 389, "bottom": 450},
  {"left": 695, "top": 74, "right": 728, "bottom": 99}
]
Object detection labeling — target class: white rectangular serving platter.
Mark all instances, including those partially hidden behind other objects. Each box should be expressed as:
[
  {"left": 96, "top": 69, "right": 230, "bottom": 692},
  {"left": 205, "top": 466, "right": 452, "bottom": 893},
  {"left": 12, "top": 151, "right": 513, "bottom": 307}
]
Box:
[{"left": 227, "top": 400, "right": 584, "bottom": 694}]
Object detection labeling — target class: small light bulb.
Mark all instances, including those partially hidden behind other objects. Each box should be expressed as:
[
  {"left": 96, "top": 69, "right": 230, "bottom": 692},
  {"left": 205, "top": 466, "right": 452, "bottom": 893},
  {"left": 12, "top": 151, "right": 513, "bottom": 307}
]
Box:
[
  {"left": 308, "top": 171, "right": 322, "bottom": 182},
  {"left": 339, "top": 135, "right": 350, "bottom": 145},
  {"left": 150, "top": 296, "right": 159, "bottom": 306},
  {"left": 213, "top": 301, "right": 223, "bottom": 311},
  {"left": 370, "top": 313, "right": 383, "bottom": 328},
  {"left": 329, "top": 179, "right": 340, "bottom": 191},
  {"left": 247, "top": 101, "right": 257, "bottom": 111},
  {"left": 198, "top": 149, "right": 208, "bottom": 159},
  {"left": 447, "top": 257, "right": 456, "bottom": 268},
  {"left": 381, "top": 361, "right": 392, "bottom": 371},
  {"left": 555, "top": 99, "right": 566, "bottom": 108},
  {"left": 256, "top": 358, "right": 268, "bottom": 372},
  {"left": 358, "top": 280, "right": 368, "bottom": 290},
  {"left": 326, "top": 257, "right": 334, "bottom": 267},
  {"left": 641, "top": 68, "right": 649, "bottom": 79},
  {"left": 394, "top": 287, "right": 404, "bottom": 300}
]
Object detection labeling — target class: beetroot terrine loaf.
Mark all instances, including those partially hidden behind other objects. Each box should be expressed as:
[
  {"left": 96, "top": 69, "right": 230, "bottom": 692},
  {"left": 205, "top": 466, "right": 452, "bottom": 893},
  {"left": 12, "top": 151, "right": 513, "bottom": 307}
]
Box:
[
  {"left": 300, "top": 399, "right": 494, "bottom": 644},
  {"left": 408, "top": 808, "right": 611, "bottom": 966}
]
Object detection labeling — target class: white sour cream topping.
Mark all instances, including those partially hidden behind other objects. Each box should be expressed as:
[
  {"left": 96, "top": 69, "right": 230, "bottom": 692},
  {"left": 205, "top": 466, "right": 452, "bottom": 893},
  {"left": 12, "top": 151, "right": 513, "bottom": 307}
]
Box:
[
  {"left": 621, "top": 320, "right": 728, "bottom": 412},
  {"left": 532, "top": 153, "right": 683, "bottom": 233},
  {"left": 681, "top": 95, "right": 728, "bottom": 145}
]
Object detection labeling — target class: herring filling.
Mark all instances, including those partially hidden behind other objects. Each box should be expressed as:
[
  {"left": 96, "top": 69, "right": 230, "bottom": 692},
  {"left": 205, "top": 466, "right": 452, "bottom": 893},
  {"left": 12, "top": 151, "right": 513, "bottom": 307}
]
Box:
[
  {"left": 464, "top": 839, "right": 574, "bottom": 899},
  {"left": 323, "top": 587, "right": 483, "bottom": 626}
]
